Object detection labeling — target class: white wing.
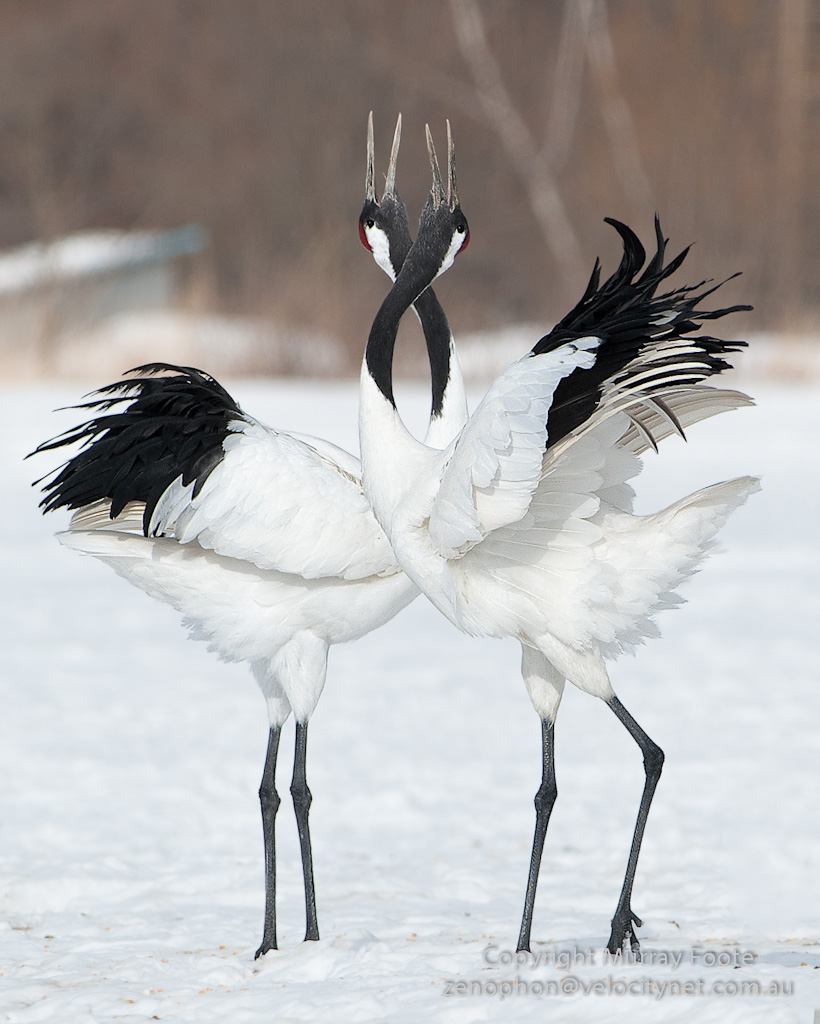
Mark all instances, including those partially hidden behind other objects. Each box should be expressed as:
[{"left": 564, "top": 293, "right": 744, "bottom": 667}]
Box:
[
  {"left": 71, "top": 419, "right": 399, "bottom": 582},
  {"left": 450, "top": 396, "right": 757, "bottom": 649},
  {"left": 428, "top": 338, "right": 601, "bottom": 558},
  {"left": 543, "top": 383, "right": 756, "bottom": 512}
]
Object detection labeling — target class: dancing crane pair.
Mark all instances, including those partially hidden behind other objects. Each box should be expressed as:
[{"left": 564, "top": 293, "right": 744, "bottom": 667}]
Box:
[{"left": 33, "top": 115, "right": 758, "bottom": 958}]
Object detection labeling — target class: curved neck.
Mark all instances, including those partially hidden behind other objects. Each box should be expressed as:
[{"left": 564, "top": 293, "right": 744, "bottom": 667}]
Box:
[
  {"left": 414, "top": 287, "right": 453, "bottom": 418},
  {"left": 361, "top": 231, "right": 455, "bottom": 532},
  {"left": 413, "top": 287, "right": 468, "bottom": 447},
  {"left": 369, "top": 195, "right": 467, "bottom": 443},
  {"left": 365, "top": 248, "right": 441, "bottom": 408}
]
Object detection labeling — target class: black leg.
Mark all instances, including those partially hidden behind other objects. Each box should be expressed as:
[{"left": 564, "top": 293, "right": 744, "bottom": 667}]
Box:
[
  {"left": 255, "top": 725, "right": 282, "bottom": 958},
  {"left": 517, "top": 718, "right": 557, "bottom": 952},
  {"left": 291, "top": 721, "right": 319, "bottom": 942},
  {"left": 606, "top": 694, "right": 664, "bottom": 955}
]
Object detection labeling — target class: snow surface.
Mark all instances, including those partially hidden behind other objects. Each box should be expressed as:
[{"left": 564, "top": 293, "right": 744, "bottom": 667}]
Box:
[{"left": 2, "top": 374, "right": 819, "bottom": 1023}]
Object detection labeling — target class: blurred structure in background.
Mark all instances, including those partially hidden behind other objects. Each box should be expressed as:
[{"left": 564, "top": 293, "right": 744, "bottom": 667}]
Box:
[
  {"left": 0, "top": 0, "right": 815, "bottom": 378},
  {"left": 0, "top": 224, "right": 205, "bottom": 376}
]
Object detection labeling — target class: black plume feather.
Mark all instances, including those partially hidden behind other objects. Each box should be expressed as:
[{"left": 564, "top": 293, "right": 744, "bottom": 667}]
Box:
[
  {"left": 30, "top": 363, "right": 246, "bottom": 535},
  {"left": 531, "top": 217, "right": 751, "bottom": 448}
]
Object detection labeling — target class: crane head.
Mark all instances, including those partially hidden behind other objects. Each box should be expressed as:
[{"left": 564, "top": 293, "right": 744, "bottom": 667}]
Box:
[
  {"left": 359, "top": 112, "right": 413, "bottom": 280},
  {"left": 412, "top": 121, "right": 470, "bottom": 282}
]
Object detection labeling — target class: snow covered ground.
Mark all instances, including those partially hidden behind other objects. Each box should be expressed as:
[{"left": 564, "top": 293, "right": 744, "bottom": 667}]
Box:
[{"left": 1, "top": 371, "right": 819, "bottom": 1023}]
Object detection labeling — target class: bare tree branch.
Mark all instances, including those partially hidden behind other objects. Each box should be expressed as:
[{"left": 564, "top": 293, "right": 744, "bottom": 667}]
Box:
[
  {"left": 772, "top": 0, "right": 806, "bottom": 326},
  {"left": 586, "top": 0, "right": 653, "bottom": 208},
  {"left": 544, "top": 0, "right": 594, "bottom": 172},
  {"left": 449, "top": 0, "right": 586, "bottom": 288}
]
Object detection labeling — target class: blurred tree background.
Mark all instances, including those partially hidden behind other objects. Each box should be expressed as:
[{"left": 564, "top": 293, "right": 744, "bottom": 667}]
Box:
[{"left": 0, "top": 0, "right": 814, "bottom": 373}]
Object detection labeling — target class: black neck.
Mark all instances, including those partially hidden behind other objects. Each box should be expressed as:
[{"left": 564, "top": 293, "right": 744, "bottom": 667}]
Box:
[
  {"left": 413, "top": 287, "right": 451, "bottom": 418},
  {"left": 364, "top": 252, "right": 442, "bottom": 407},
  {"left": 366, "top": 203, "right": 451, "bottom": 408},
  {"left": 376, "top": 194, "right": 452, "bottom": 416}
]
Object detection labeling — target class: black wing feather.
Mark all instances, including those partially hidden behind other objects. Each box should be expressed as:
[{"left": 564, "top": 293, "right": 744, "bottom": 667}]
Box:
[
  {"left": 531, "top": 217, "right": 751, "bottom": 448},
  {"left": 30, "top": 363, "right": 247, "bottom": 535}
]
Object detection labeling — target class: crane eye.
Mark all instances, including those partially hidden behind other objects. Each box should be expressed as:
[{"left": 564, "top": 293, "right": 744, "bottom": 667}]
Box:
[
  {"left": 366, "top": 218, "right": 375, "bottom": 228},
  {"left": 456, "top": 225, "right": 470, "bottom": 254}
]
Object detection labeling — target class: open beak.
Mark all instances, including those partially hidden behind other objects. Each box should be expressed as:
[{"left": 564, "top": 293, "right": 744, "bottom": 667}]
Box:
[
  {"left": 366, "top": 111, "right": 402, "bottom": 203},
  {"left": 426, "top": 120, "right": 459, "bottom": 211}
]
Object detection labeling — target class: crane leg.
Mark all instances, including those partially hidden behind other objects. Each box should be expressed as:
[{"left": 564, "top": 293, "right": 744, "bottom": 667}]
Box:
[
  {"left": 255, "top": 725, "right": 282, "bottom": 958},
  {"left": 517, "top": 717, "right": 557, "bottom": 952},
  {"left": 291, "top": 721, "right": 320, "bottom": 942},
  {"left": 606, "top": 694, "right": 664, "bottom": 954}
]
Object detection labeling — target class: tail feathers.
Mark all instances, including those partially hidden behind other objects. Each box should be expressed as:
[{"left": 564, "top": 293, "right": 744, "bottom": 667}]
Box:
[
  {"left": 55, "top": 529, "right": 193, "bottom": 620},
  {"left": 58, "top": 525, "right": 158, "bottom": 558},
  {"left": 637, "top": 475, "right": 760, "bottom": 590},
  {"left": 54, "top": 529, "right": 278, "bottom": 666},
  {"left": 594, "top": 475, "right": 759, "bottom": 654},
  {"left": 662, "top": 474, "right": 760, "bottom": 534}
]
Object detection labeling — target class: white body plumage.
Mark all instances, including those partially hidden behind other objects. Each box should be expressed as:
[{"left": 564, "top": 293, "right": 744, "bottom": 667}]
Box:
[
  {"left": 361, "top": 339, "right": 758, "bottom": 717},
  {"left": 59, "top": 418, "right": 418, "bottom": 727},
  {"left": 357, "top": 131, "right": 758, "bottom": 953}
]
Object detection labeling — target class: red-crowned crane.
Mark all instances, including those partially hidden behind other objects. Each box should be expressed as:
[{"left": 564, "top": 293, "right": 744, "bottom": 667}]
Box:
[
  {"left": 29, "top": 116, "right": 465, "bottom": 959},
  {"left": 356, "top": 122, "right": 759, "bottom": 954},
  {"left": 360, "top": 112, "right": 468, "bottom": 447}
]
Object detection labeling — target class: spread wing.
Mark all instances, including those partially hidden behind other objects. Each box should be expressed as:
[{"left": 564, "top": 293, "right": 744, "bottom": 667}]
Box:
[
  {"left": 144, "top": 421, "right": 396, "bottom": 580},
  {"left": 428, "top": 338, "right": 601, "bottom": 558},
  {"left": 33, "top": 364, "right": 398, "bottom": 582},
  {"left": 427, "top": 218, "right": 751, "bottom": 561}
]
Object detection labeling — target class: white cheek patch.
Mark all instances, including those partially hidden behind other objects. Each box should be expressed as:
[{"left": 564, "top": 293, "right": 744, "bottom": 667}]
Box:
[
  {"left": 435, "top": 230, "right": 468, "bottom": 281},
  {"left": 366, "top": 225, "right": 395, "bottom": 279}
]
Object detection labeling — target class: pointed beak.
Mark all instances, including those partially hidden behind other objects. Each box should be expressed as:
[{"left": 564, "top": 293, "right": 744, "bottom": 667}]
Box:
[
  {"left": 426, "top": 124, "right": 444, "bottom": 205},
  {"left": 446, "top": 119, "right": 459, "bottom": 210},
  {"left": 426, "top": 122, "right": 459, "bottom": 211},
  {"left": 367, "top": 112, "right": 402, "bottom": 203},
  {"left": 366, "top": 111, "right": 376, "bottom": 202},
  {"left": 384, "top": 113, "right": 401, "bottom": 198}
]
